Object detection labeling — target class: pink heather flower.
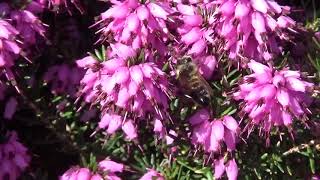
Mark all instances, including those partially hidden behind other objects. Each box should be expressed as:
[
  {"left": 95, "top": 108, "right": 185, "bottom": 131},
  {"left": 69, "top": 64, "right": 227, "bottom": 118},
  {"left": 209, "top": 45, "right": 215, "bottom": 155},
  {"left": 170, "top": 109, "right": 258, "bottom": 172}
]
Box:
[
  {"left": 10, "top": 9, "right": 46, "bottom": 46},
  {"left": 77, "top": 47, "right": 169, "bottom": 138},
  {"left": 44, "top": 64, "right": 85, "bottom": 96},
  {"left": 225, "top": 159, "right": 238, "bottom": 180},
  {"left": 0, "top": 2, "right": 46, "bottom": 49},
  {"left": 90, "top": 174, "right": 103, "bottom": 180},
  {"left": 214, "top": 157, "right": 225, "bottom": 179},
  {"left": 98, "top": 159, "right": 124, "bottom": 180},
  {"left": 60, "top": 167, "right": 91, "bottom": 180},
  {"left": 196, "top": 55, "right": 217, "bottom": 79},
  {"left": 0, "top": 19, "right": 20, "bottom": 68},
  {"left": 0, "top": 131, "right": 31, "bottom": 180},
  {"left": 189, "top": 108, "right": 210, "bottom": 125},
  {"left": 175, "top": 3, "right": 217, "bottom": 79},
  {"left": 189, "top": 109, "right": 239, "bottom": 153},
  {"left": 61, "top": 159, "right": 123, "bottom": 180},
  {"left": 139, "top": 169, "right": 165, "bottom": 180},
  {"left": 0, "top": 3, "right": 45, "bottom": 87},
  {"left": 77, "top": 168, "right": 92, "bottom": 180},
  {"left": 122, "top": 119, "right": 138, "bottom": 140},
  {"left": 215, "top": 0, "right": 295, "bottom": 62},
  {"left": 234, "top": 60, "right": 314, "bottom": 136},
  {"left": 98, "top": 159, "right": 124, "bottom": 173},
  {"left": 214, "top": 158, "right": 238, "bottom": 180},
  {"left": 153, "top": 117, "right": 164, "bottom": 131},
  {"left": 96, "top": 0, "right": 172, "bottom": 54}
]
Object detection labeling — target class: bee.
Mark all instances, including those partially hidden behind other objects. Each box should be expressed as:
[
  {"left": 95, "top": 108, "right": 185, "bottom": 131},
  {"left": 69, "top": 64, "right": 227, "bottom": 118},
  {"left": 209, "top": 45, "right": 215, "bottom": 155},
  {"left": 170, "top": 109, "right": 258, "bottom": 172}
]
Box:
[{"left": 176, "top": 56, "right": 214, "bottom": 106}]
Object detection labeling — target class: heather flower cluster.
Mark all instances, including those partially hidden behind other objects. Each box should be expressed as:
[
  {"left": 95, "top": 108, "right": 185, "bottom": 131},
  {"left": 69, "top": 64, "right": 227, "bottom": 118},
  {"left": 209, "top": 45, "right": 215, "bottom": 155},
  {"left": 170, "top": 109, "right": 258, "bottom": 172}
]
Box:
[
  {"left": 61, "top": 160, "right": 166, "bottom": 180},
  {"left": 77, "top": 44, "right": 169, "bottom": 138},
  {"left": 189, "top": 109, "right": 239, "bottom": 152},
  {"left": 215, "top": 0, "right": 295, "bottom": 62},
  {"left": 61, "top": 159, "right": 124, "bottom": 180},
  {"left": 234, "top": 60, "right": 313, "bottom": 137},
  {"left": 189, "top": 109, "right": 239, "bottom": 179},
  {"left": 214, "top": 158, "right": 238, "bottom": 180},
  {"left": 175, "top": 2, "right": 218, "bottom": 79},
  {"left": 0, "top": 19, "right": 20, "bottom": 70},
  {"left": 97, "top": 0, "right": 171, "bottom": 55},
  {"left": 0, "top": 131, "right": 31, "bottom": 180},
  {"left": 0, "top": 1, "right": 45, "bottom": 83},
  {"left": 0, "top": 2, "right": 45, "bottom": 49}
]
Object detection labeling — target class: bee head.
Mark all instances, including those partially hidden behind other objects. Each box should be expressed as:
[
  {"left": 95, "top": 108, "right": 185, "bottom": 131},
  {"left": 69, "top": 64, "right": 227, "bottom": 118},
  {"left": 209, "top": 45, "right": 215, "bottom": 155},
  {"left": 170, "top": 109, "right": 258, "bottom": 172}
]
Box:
[
  {"left": 176, "top": 56, "right": 197, "bottom": 79},
  {"left": 177, "top": 56, "right": 193, "bottom": 65}
]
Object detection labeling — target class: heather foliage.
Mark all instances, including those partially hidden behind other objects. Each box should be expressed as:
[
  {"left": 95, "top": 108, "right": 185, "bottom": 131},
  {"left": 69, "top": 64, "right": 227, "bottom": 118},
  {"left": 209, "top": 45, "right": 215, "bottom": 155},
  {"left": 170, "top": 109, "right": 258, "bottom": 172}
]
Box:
[{"left": 0, "top": 0, "right": 319, "bottom": 179}]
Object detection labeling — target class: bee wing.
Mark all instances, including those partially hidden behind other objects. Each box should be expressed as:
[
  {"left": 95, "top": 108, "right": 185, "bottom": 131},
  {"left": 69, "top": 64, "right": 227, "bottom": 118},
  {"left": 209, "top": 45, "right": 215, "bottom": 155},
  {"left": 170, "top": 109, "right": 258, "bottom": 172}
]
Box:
[{"left": 197, "top": 70, "right": 214, "bottom": 96}]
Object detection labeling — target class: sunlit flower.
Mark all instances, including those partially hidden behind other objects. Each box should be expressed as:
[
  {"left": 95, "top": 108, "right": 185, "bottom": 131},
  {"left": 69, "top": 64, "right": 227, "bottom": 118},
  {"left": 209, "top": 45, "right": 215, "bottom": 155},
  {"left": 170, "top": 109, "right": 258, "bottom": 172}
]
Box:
[
  {"left": 234, "top": 60, "right": 313, "bottom": 136},
  {"left": 214, "top": 0, "right": 295, "bottom": 62}
]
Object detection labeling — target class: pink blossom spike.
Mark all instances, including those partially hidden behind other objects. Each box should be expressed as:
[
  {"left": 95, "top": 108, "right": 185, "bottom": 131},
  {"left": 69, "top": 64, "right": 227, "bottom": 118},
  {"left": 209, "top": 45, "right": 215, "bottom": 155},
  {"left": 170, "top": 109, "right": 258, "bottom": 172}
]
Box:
[
  {"left": 220, "top": 0, "right": 236, "bottom": 16},
  {"left": 235, "top": 0, "right": 251, "bottom": 19},
  {"left": 98, "top": 159, "right": 124, "bottom": 173},
  {"left": 122, "top": 119, "right": 138, "bottom": 140},
  {"left": 250, "top": 0, "right": 268, "bottom": 13},
  {"left": 137, "top": 5, "right": 150, "bottom": 21},
  {"left": 126, "top": 13, "right": 140, "bottom": 32},
  {"left": 214, "top": 157, "right": 225, "bottom": 179},
  {"left": 147, "top": 3, "right": 168, "bottom": 19},
  {"left": 116, "top": 86, "right": 130, "bottom": 108},
  {"left": 154, "top": 118, "right": 164, "bottom": 133},
  {"left": 223, "top": 116, "right": 238, "bottom": 132},
  {"left": 130, "top": 65, "right": 144, "bottom": 85},
  {"left": 224, "top": 129, "right": 236, "bottom": 151},
  {"left": 251, "top": 12, "right": 266, "bottom": 34},
  {"left": 188, "top": 108, "right": 210, "bottom": 126},
  {"left": 225, "top": 159, "right": 238, "bottom": 180},
  {"left": 188, "top": 39, "right": 206, "bottom": 55},
  {"left": 106, "top": 114, "right": 122, "bottom": 134},
  {"left": 211, "top": 120, "right": 225, "bottom": 141},
  {"left": 282, "top": 111, "right": 292, "bottom": 126},
  {"left": 260, "top": 84, "right": 276, "bottom": 100},
  {"left": 276, "top": 88, "right": 290, "bottom": 107},
  {"left": 90, "top": 174, "right": 103, "bottom": 180},
  {"left": 77, "top": 168, "right": 91, "bottom": 180},
  {"left": 111, "top": 43, "right": 136, "bottom": 60},
  {"left": 183, "top": 15, "right": 203, "bottom": 27},
  {"left": 113, "top": 66, "right": 130, "bottom": 84},
  {"left": 181, "top": 27, "right": 202, "bottom": 45},
  {"left": 99, "top": 113, "right": 112, "bottom": 129}
]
